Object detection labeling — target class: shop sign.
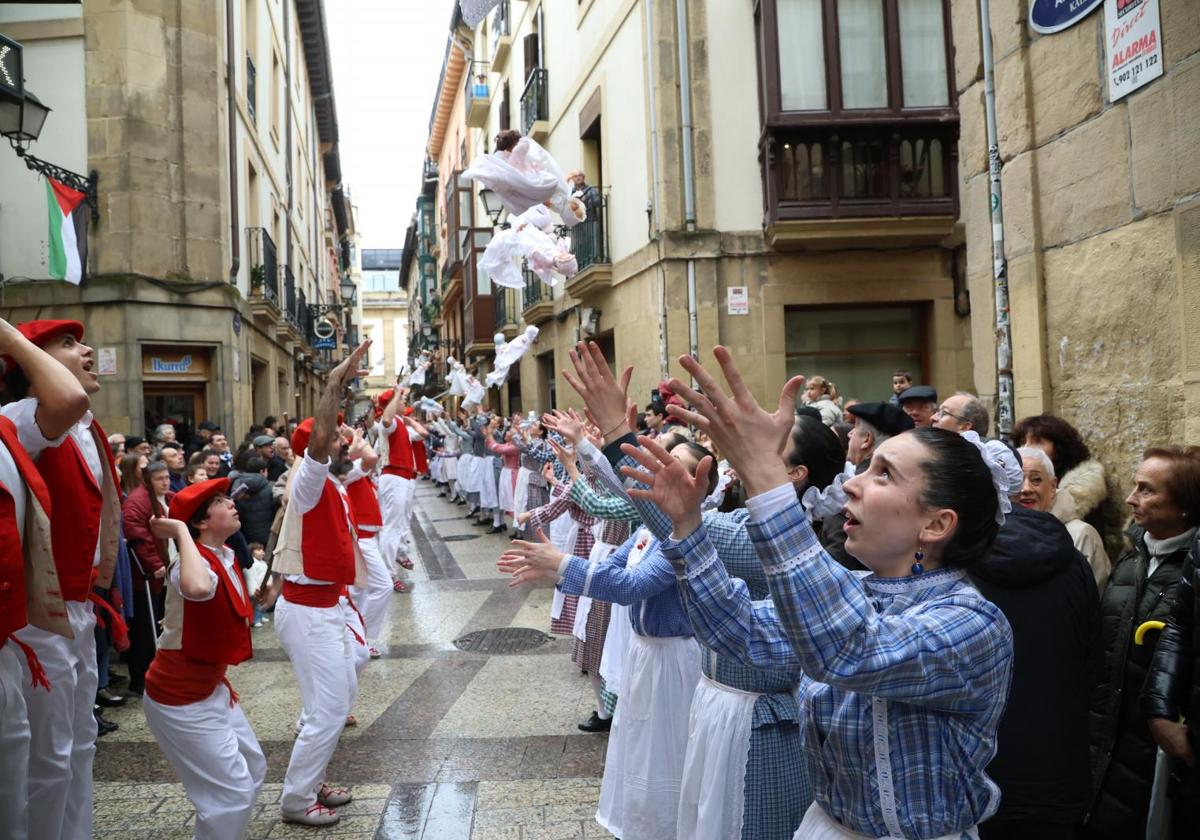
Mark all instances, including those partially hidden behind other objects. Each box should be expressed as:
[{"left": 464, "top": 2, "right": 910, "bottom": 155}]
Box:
[
  {"left": 151, "top": 354, "right": 193, "bottom": 374},
  {"left": 727, "top": 286, "right": 749, "bottom": 316},
  {"left": 313, "top": 337, "right": 337, "bottom": 350},
  {"left": 1104, "top": 0, "right": 1163, "bottom": 101},
  {"left": 1029, "top": 0, "right": 1103, "bottom": 34},
  {"left": 142, "top": 346, "right": 210, "bottom": 381},
  {"left": 0, "top": 34, "right": 22, "bottom": 101}
]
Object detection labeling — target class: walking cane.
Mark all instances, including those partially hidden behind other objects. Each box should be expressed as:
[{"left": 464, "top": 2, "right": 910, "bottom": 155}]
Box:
[
  {"left": 127, "top": 544, "right": 160, "bottom": 651},
  {"left": 1135, "top": 620, "right": 1173, "bottom": 837}
]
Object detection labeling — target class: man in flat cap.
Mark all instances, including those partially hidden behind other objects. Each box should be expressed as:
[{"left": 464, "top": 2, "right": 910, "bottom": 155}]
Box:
[{"left": 897, "top": 385, "right": 938, "bottom": 428}]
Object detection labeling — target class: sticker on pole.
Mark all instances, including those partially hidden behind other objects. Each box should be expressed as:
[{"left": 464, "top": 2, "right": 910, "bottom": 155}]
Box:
[
  {"left": 1104, "top": 0, "right": 1163, "bottom": 101},
  {"left": 1028, "top": 0, "right": 1103, "bottom": 34}
]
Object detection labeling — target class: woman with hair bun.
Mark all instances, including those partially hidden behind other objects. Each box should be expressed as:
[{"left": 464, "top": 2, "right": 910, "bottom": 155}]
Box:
[{"left": 637, "top": 347, "right": 1014, "bottom": 839}]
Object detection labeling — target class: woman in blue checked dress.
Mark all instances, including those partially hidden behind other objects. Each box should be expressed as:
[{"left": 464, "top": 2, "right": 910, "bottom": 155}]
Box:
[{"left": 626, "top": 347, "right": 1015, "bottom": 840}]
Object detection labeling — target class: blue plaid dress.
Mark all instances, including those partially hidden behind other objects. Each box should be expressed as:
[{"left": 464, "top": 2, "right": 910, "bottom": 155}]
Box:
[{"left": 665, "top": 487, "right": 1014, "bottom": 838}]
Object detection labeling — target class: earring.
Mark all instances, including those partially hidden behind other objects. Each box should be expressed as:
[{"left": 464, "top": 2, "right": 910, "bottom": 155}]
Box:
[{"left": 911, "top": 547, "right": 925, "bottom": 576}]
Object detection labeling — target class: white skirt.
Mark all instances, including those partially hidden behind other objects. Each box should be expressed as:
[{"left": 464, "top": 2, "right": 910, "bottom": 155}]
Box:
[
  {"left": 549, "top": 516, "right": 581, "bottom": 622},
  {"left": 430, "top": 458, "right": 444, "bottom": 483},
  {"left": 599, "top": 602, "right": 631, "bottom": 695},
  {"left": 794, "top": 803, "right": 980, "bottom": 840},
  {"left": 498, "top": 466, "right": 516, "bottom": 514},
  {"left": 458, "top": 453, "right": 479, "bottom": 493},
  {"left": 677, "top": 675, "right": 758, "bottom": 840},
  {"left": 595, "top": 633, "right": 701, "bottom": 840},
  {"left": 477, "top": 456, "right": 500, "bottom": 510},
  {"left": 442, "top": 454, "right": 458, "bottom": 481},
  {"left": 573, "top": 535, "right": 618, "bottom": 642},
  {"left": 513, "top": 466, "right": 532, "bottom": 517}
]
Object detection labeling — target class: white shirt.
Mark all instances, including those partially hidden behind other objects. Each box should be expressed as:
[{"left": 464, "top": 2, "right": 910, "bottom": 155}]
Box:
[
  {"left": 2, "top": 398, "right": 102, "bottom": 565},
  {"left": 0, "top": 440, "right": 26, "bottom": 542},
  {"left": 171, "top": 541, "right": 246, "bottom": 603}
]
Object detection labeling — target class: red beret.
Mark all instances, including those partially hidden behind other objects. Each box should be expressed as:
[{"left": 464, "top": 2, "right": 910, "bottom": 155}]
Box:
[
  {"left": 2, "top": 320, "right": 84, "bottom": 373},
  {"left": 403, "top": 405, "right": 414, "bottom": 417},
  {"left": 291, "top": 417, "right": 314, "bottom": 457},
  {"left": 169, "top": 477, "right": 230, "bottom": 524},
  {"left": 377, "top": 388, "right": 395, "bottom": 406}
]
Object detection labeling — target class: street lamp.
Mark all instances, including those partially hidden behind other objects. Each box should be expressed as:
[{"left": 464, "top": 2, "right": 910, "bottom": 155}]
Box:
[
  {"left": 478, "top": 186, "right": 506, "bottom": 227},
  {"left": 0, "top": 87, "right": 50, "bottom": 147},
  {"left": 338, "top": 274, "right": 356, "bottom": 304}
]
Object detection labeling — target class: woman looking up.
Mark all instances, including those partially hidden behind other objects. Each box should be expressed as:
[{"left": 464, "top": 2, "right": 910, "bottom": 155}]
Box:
[{"left": 627, "top": 346, "right": 1014, "bottom": 839}]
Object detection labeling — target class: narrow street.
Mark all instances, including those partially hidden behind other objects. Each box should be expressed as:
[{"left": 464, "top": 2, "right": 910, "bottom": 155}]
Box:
[{"left": 92, "top": 479, "right": 613, "bottom": 839}]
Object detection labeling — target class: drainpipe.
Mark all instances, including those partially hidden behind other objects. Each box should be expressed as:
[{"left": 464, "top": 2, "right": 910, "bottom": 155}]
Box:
[
  {"left": 644, "top": 0, "right": 668, "bottom": 375},
  {"left": 225, "top": 0, "right": 240, "bottom": 284},
  {"left": 979, "top": 0, "right": 1014, "bottom": 438},
  {"left": 675, "top": 0, "right": 698, "bottom": 367},
  {"left": 284, "top": 0, "right": 294, "bottom": 291}
]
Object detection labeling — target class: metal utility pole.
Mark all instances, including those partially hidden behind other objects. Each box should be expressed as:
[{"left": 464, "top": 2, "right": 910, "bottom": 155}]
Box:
[{"left": 979, "top": 0, "right": 1014, "bottom": 438}]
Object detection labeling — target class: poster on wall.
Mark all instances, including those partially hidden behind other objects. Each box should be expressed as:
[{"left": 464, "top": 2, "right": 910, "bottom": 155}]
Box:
[
  {"left": 97, "top": 347, "right": 116, "bottom": 376},
  {"left": 727, "top": 287, "right": 749, "bottom": 315},
  {"left": 1104, "top": 0, "right": 1164, "bottom": 101}
]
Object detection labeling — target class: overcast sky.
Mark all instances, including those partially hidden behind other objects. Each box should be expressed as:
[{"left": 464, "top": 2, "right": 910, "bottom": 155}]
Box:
[{"left": 327, "top": 1, "right": 451, "bottom": 250}]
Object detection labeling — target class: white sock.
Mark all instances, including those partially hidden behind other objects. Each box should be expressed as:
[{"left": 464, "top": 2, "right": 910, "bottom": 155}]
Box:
[
  {"left": 493, "top": 509, "right": 503, "bottom": 527},
  {"left": 591, "top": 673, "right": 611, "bottom": 720}
]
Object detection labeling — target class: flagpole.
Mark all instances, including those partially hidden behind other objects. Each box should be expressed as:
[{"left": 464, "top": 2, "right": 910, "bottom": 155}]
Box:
[
  {"left": 10, "top": 144, "right": 99, "bottom": 222},
  {"left": 979, "top": 0, "right": 1014, "bottom": 439}
]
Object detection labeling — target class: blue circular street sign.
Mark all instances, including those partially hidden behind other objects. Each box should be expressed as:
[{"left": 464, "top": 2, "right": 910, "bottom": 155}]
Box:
[{"left": 1029, "top": 0, "right": 1104, "bottom": 34}]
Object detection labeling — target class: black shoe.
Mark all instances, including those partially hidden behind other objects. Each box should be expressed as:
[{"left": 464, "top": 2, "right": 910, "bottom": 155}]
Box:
[
  {"left": 94, "top": 707, "right": 118, "bottom": 736},
  {"left": 473, "top": 519, "right": 491, "bottom": 527},
  {"left": 96, "top": 688, "right": 126, "bottom": 708},
  {"left": 577, "top": 711, "right": 612, "bottom": 733},
  {"left": 106, "top": 671, "right": 128, "bottom": 687},
  {"left": 125, "top": 684, "right": 144, "bottom": 698},
  {"left": 456, "top": 499, "right": 467, "bottom": 506},
  {"left": 489, "top": 525, "right": 507, "bottom": 535}
]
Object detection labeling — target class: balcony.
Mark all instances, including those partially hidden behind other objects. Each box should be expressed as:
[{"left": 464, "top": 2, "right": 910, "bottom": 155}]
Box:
[
  {"left": 490, "top": 1, "right": 512, "bottom": 68},
  {"left": 246, "top": 54, "right": 257, "bottom": 123},
  {"left": 465, "top": 61, "right": 491, "bottom": 128},
  {"left": 761, "top": 123, "right": 959, "bottom": 250},
  {"left": 494, "top": 287, "right": 519, "bottom": 339},
  {"left": 520, "top": 67, "right": 549, "bottom": 141},
  {"left": 564, "top": 195, "right": 612, "bottom": 300},
  {"left": 247, "top": 227, "right": 279, "bottom": 318},
  {"left": 280, "top": 266, "right": 303, "bottom": 341},
  {"left": 521, "top": 269, "right": 554, "bottom": 325}
]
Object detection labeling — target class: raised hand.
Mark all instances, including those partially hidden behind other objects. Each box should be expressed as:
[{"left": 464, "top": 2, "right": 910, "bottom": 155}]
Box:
[
  {"left": 541, "top": 409, "right": 584, "bottom": 445},
  {"left": 561, "top": 341, "right": 633, "bottom": 442},
  {"left": 497, "top": 529, "right": 566, "bottom": 588},
  {"left": 331, "top": 340, "right": 372, "bottom": 390},
  {"left": 666, "top": 347, "right": 801, "bottom": 497},
  {"left": 548, "top": 437, "right": 579, "bottom": 481},
  {"left": 620, "top": 435, "right": 711, "bottom": 540},
  {"left": 148, "top": 515, "right": 187, "bottom": 540}
]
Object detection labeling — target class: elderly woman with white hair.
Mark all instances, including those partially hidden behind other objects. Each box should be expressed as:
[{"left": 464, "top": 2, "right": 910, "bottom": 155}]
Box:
[{"left": 1015, "top": 446, "right": 1111, "bottom": 590}]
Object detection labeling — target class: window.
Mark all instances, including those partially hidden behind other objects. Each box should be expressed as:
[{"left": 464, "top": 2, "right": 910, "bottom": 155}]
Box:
[
  {"left": 784, "top": 305, "right": 925, "bottom": 402},
  {"left": 756, "top": 0, "right": 957, "bottom": 222}
]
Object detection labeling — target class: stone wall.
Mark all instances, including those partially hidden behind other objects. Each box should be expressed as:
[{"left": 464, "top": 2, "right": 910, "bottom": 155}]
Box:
[{"left": 954, "top": 0, "right": 1200, "bottom": 538}]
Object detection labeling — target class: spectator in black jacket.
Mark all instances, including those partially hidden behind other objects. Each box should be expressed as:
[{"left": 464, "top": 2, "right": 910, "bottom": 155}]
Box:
[
  {"left": 230, "top": 454, "right": 278, "bottom": 546},
  {"left": 971, "top": 505, "right": 1099, "bottom": 839},
  {"left": 1085, "top": 446, "right": 1200, "bottom": 839}
]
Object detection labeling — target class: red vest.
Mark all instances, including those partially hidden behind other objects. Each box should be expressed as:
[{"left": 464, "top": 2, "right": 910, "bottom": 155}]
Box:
[
  {"left": 413, "top": 440, "right": 429, "bottom": 475},
  {"left": 0, "top": 418, "right": 53, "bottom": 643},
  {"left": 383, "top": 421, "right": 416, "bottom": 479},
  {"left": 300, "top": 480, "right": 358, "bottom": 584},
  {"left": 344, "top": 474, "right": 382, "bottom": 537},
  {"left": 144, "top": 544, "right": 253, "bottom": 706},
  {"left": 35, "top": 418, "right": 118, "bottom": 602}
]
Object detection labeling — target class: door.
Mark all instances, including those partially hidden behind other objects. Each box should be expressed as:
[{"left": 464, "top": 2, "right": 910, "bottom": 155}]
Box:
[{"left": 143, "top": 384, "right": 207, "bottom": 443}]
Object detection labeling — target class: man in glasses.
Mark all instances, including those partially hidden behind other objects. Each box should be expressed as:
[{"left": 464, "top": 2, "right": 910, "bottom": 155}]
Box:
[{"left": 932, "top": 392, "right": 991, "bottom": 437}]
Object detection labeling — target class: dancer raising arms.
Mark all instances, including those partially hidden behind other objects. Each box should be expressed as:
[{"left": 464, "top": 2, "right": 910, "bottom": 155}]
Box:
[{"left": 630, "top": 347, "right": 1015, "bottom": 839}]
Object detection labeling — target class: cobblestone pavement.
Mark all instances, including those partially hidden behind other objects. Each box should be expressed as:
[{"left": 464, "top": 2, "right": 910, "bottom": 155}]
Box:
[{"left": 94, "top": 480, "right": 613, "bottom": 839}]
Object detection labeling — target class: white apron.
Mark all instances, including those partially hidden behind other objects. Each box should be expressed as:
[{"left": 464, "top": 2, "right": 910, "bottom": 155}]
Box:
[
  {"left": 677, "top": 674, "right": 758, "bottom": 840},
  {"left": 573, "top": 524, "right": 616, "bottom": 642},
  {"left": 599, "top": 530, "right": 651, "bottom": 694},
  {"left": 548, "top": 514, "right": 582, "bottom": 621},
  {"left": 513, "top": 466, "right": 532, "bottom": 518},
  {"left": 595, "top": 633, "right": 701, "bottom": 840},
  {"left": 477, "top": 456, "right": 500, "bottom": 510},
  {"left": 498, "top": 466, "right": 516, "bottom": 514},
  {"left": 458, "top": 453, "right": 478, "bottom": 493}
]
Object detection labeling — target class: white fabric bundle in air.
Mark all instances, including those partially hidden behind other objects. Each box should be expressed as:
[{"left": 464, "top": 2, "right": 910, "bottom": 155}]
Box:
[
  {"left": 462, "top": 137, "right": 585, "bottom": 227},
  {"left": 464, "top": 377, "right": 486, "bottom": 406},
  {"left": 447, "top": 359, "right": 470, "bottom": 397},
  {"left": 477, "top": 228, "right": 527, "bottom": 290},
  {"left": 485, "top": 326, "right": 539, "bottom": 390}
]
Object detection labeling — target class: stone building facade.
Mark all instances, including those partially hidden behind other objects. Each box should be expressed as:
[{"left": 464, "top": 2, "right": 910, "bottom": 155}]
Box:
[
  {"left": 406, "top": 0, "right": 975, "bottom": 417},
  {"left": 952, "top": 0, "right": 1199, "bottom": 527},
  {"left": 0, "top": 1, "right": 354, "bottom": 442}
]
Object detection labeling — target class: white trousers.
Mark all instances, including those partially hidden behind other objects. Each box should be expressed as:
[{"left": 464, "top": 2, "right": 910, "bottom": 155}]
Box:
[
  {"left": 349, "top": 534, "right": 392, "bottom": 643},
  {"left": 377, "top": 473, "right": 415, "bottom": 565},
  {"left": 0, "top": 641, "right": 31, "bottom": 840},
  {"left": 275, "top": 596, "right": 354, "bottom": 813},
  {"left": 143, "top": 683, "right": 266, "bottom": 840},
  {"left": 17, "top": 599, "right": 97, "bottom": 840}
]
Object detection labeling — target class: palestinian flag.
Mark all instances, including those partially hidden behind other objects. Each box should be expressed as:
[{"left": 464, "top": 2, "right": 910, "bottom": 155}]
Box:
[{"left": 45, "top": 177, "right": 88, "bottom": 285}]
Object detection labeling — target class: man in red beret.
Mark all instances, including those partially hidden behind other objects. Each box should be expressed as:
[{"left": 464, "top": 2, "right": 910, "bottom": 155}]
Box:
[
  {"left": 141, "top": 478, "right": 265, "bottom": 838},
  {"left": 0, "top": 318, "right": 88, "bottom": 840},
  {"left": 375, "top": 385, "right": 429, "bottom": 575},
  {"left": 1, "top": 318, "right": 121, "bottom": 840},
  {"left": 271, "top": 341, "right": 371, "bottom": 827}
]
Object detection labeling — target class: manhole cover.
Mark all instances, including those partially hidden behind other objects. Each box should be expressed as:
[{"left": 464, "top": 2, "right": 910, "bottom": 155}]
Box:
[
  {"left": 453, "top": 627, "right": 551, "bottom": 654},
  {"left": 442, "top": 534, "right": 480, "bottom": 542}
]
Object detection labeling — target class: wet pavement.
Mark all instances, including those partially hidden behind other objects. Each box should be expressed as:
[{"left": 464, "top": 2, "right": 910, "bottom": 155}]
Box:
[{"left": 93, "top": 480, "right": 613, "bottom": 838}]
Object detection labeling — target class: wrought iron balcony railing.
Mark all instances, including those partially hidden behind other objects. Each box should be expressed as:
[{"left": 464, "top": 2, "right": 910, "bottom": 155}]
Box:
[
  {"left": 247, "top": 227, "right": 279, "bottom": 308},
  {"left": 573, "top": 194, "right": 609, "bottom": 272},
  {"left": 520, "top": 67, "right": 548, "bottom": 134}
]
